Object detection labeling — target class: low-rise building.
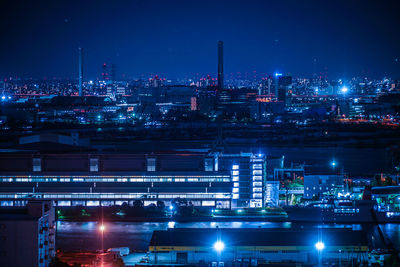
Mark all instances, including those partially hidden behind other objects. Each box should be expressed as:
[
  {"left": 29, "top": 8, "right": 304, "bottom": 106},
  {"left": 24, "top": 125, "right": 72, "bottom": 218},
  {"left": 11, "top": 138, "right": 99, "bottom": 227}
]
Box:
[{"left": 148, "top": 228, "right": 368, "bottom": 266}]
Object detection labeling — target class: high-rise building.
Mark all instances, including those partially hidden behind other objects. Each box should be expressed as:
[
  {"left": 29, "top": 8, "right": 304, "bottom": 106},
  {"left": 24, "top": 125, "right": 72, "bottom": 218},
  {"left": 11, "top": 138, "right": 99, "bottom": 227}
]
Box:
[
  {"left": 111, "top": 64, "right": 116, "bottom": 83},
  {"left": 102, "top": 63, "right": 109, "bottom": 81},
  {"left": 78, "top": 48, "right": 83, "bottom": 96},
  {"left": 278, "top": 76, "right": 293, "bottom": 105},
  {"left": 217, "top": 41, "right": 224, "bottom": 90}
]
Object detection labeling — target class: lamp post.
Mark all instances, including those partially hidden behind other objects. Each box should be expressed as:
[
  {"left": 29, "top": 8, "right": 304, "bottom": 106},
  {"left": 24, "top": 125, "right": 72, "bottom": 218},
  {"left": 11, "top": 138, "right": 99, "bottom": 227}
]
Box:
[{"left": 315, "top": 241, "right": 324, "bottom": 266}]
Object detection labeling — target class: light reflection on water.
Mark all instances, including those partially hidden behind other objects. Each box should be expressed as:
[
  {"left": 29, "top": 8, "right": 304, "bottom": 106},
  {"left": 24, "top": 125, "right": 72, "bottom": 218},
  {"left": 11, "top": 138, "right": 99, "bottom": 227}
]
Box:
[{"left": 56, "top": 221, "right": 400, "bottom": 251}]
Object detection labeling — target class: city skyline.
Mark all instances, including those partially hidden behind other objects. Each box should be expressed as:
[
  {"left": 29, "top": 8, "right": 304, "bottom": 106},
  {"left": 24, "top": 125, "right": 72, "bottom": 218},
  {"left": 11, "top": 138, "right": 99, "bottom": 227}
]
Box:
[{"left": 1, "top": 0, "right": 400, "bottom": 80}]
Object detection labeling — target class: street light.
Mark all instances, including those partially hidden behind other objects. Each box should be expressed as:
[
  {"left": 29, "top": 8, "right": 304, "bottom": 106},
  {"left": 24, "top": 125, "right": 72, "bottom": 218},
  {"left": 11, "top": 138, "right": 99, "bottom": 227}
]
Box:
[
  {"left": 99, "top": 224, "right": 106, "bottom": 232},
  {"left": 340, "top": 86, "right": 349, "bottom": 94},
  {"left": 315, "top": 241, "right": 324, "bottom": 251},
  {"left": 331, "top": 160, "right": 336, "bottom": 168},
  {"left": 213, "top": 241, "right": 224, "bottom": 252}
]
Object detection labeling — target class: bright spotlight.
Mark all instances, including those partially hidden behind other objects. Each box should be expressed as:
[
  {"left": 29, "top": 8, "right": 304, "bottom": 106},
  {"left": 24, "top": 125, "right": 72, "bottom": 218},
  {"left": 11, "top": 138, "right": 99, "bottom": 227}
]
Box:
[
  {"left": 340, "top": 86, "right": 349, "bottom": 94},
  {"left": 315, "top": 241, "right": 325, "bottom": 251},
  {"left": 213, "top": 241, "right": 224, "bottom": 252},
  {"left": 168, "top": 221, "right": 175, "bottom": 228},
  {"left": 99, "top": 224, "right": 106, "bottom": 232},
  {"left": 169, "top": 205, "right": 174, "bottom": 210},
  {"left": 331, "top": 161, "right": 336, "bottom": 167}
]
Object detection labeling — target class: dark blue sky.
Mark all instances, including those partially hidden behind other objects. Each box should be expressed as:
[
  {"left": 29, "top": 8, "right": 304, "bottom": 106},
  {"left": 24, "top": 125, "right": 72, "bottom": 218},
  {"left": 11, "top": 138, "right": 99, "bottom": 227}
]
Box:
[{"left": 1, "top": 0, "right": 399, "bottom": 79}]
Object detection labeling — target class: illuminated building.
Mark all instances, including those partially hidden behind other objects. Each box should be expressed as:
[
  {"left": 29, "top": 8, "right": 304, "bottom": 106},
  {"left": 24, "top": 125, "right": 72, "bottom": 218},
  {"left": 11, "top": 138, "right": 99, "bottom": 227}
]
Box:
[
  {"left": 217, "top": 41, "right": 224, "bottom": 90},
  {"left": 148, "top": 228, "right": 368, "bottom": 265},
  {"left": 0, "top": 152, "right": 267, "bottom": 208}
]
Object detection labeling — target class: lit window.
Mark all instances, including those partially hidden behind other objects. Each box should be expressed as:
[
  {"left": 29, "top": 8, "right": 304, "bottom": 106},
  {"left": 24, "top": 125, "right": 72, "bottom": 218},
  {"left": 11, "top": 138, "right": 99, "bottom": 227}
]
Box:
[
  {"left": 253, "top": 182, "right": 262, "bottom": 187},
  {"left": 90, "top": 158, "right": 99, "bottom": 172},
  {"left": 147, "top": 158, "right": 156, "bottom": 172},
  {"left": 33, "top": 158, "right": 41, "bottom": 172},
  {"left": 232, "top": 188, "right": 239, "bottom": 193},
  {"left": 232, "top": 165, "right": 239, "bottom": 170}
]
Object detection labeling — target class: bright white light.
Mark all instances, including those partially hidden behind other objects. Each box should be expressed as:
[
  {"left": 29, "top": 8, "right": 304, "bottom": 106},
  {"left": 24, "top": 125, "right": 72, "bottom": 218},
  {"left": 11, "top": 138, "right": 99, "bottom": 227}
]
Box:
[
  {"left": 213, "top": 241, "right": 225, "bottom": 252},
  {"left": 340, "top": 86, "right": 349, "bottom": 94},
  {"left": 1, "top": 96, "right": 5, "bottom": 100},
  {"left": 168, "top": 221, "right": 175, "bottom": 228},
  {"left": 99, "top": 224, "right": 106, "bottom": 232},
  {"left": 169, "top": 205, "right": 174, "bottom": 210},
  {"left": 315, "top": 241, "right": 325, "bottom": 251},
  {"left": 331, "top": 161, "right": 336, "bottom": 167},
  {"left": 354, "top": 98, "right": 359, "bottom": 103}
]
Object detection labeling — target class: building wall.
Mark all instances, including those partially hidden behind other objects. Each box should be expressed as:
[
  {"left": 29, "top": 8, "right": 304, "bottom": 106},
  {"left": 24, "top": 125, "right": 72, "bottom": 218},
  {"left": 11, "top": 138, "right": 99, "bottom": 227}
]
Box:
[
  {"left": 304, "top": 175, "right": 344, "bottom": 199},
  {"left": 149, "top": 249, "right": 364, "bottom": 265},
  {"left": 0, "top": 220, "right": 39, "bottom": 267},
  {"left": 0, "top": 152, "right": 266, "bottom": 208}
]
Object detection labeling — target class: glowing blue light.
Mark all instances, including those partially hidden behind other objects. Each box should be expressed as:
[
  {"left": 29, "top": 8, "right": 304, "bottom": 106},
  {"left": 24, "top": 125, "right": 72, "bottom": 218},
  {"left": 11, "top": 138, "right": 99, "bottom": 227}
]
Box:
[
  {"left": 340, "top": 86, "right": 349, "bottom": 94},
  {"left": 1, "top": 96, "right": 5, "bottom": 100},
  {"left": 354, "top": 98, "right": 359, "bottom": 103},
  {"left": 213, "top": 241, "right": 225, "bottom": 252},
  {"left": 315, "top": 241, "right": 325, "bottom": 251},
  {"left": 169, "top": 205, "right": 174, "bottom": 210},
  {"left": 331, "top": 161, "right": 336, "bottom": 167},
  {"left": 275, "top": 72, "right": 283, "bottom": 77}
]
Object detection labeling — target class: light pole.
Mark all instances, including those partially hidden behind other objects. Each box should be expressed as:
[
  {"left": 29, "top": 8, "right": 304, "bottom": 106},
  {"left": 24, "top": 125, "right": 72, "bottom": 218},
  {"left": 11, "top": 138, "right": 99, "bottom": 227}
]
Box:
[{"left": 315, "top": 241, "right": 324, "bottom": 266}]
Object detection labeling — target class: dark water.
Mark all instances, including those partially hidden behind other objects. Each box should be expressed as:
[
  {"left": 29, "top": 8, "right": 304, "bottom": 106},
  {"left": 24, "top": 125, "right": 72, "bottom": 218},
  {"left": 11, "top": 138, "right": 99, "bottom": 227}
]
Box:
[{"left": 56, "top": 221, "right": 400, "bottom": 252}]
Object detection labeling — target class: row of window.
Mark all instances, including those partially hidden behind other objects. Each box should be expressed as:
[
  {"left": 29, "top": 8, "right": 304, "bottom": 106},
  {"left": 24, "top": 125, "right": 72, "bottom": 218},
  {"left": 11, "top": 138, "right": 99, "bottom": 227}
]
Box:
[
  {"left": 0, "top": 176, "right": 230, "bottom": 183},
  {"left": 0, "top": 193, "right": 231, "bottom": 199}
]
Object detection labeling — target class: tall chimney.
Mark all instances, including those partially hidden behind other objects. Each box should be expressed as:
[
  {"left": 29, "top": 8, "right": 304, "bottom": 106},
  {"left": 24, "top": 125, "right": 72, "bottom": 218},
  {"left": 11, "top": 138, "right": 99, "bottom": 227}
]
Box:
[
  {"left": 217, "top": 41, "right": 224, "bottom": 90},
  {"left": 78, "top": 47, "right": 83, "bottom": 96}
]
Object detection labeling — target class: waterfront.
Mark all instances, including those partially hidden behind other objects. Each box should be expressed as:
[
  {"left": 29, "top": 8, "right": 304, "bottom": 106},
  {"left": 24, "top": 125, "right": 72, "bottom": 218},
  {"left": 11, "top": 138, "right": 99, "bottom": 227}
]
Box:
[{"left": 57, "top": 221, "right": 400, "bottom": 252}]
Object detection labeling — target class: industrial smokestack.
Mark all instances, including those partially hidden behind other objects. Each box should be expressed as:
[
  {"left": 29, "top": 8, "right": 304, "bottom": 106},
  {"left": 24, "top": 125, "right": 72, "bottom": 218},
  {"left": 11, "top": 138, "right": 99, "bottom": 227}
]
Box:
[
  {"left": 217, "top": 41, "right": 224, "bottom": 90},
  {"left": 78, "top": 47, "right": 83, "bottom": 96}
]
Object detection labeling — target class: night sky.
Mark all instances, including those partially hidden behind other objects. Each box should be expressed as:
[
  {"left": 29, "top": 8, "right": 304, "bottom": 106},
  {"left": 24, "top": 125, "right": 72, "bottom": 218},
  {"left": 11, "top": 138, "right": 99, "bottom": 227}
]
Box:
[{"left": 1, "top": 0, "right": 399, "bottom": 80}]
